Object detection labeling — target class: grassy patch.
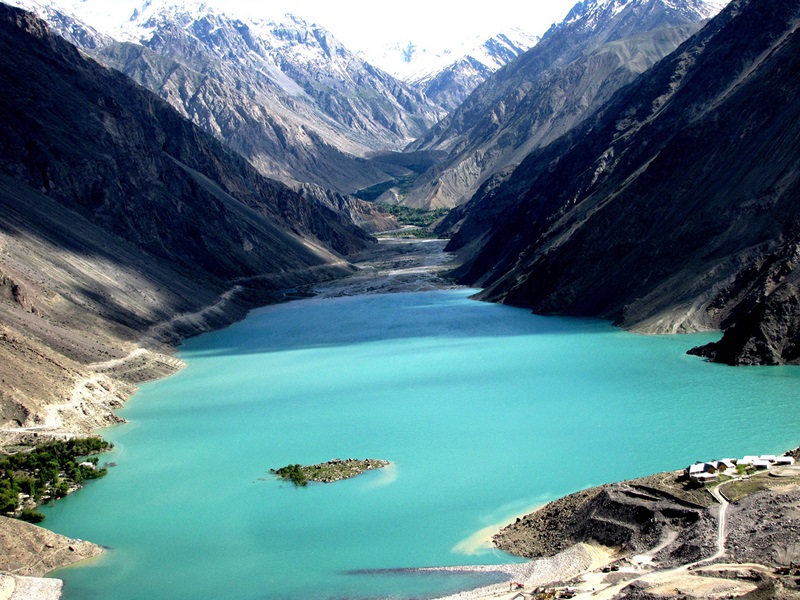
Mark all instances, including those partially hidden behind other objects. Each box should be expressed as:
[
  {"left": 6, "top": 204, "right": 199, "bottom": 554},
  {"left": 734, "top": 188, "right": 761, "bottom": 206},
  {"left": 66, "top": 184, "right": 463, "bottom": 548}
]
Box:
[
  {"left": 376, "top": 228, "right": 444, "bottom": 239},
  {"left": 381, "top": 205, "right": 450, "bottom": 228},
  {"left": 720, "top": 472, "right": 796, "bottom": 503}
]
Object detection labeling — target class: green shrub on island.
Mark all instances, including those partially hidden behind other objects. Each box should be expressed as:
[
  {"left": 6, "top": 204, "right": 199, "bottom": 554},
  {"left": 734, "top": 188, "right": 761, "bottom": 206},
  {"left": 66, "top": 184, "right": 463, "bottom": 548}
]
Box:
[
  {"left": 270, "top": 464, "right": 308, "bottom": 487},
  {"left": 0, "top": 437, "right": 112, "bottom": 521}
]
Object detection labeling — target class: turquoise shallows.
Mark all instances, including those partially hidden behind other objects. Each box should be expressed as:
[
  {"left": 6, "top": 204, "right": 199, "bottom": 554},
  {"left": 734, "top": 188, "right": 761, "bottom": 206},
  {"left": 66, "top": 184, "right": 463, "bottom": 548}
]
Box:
[{"left": 44, "top": 290, "right": 800, "bottom": 599}]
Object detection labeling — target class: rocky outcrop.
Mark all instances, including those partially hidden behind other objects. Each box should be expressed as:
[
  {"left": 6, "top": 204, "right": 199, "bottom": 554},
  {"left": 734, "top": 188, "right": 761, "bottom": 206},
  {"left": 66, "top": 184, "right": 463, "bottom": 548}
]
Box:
[
  {"left": 689, "top": 243, "right": 800, "bottom": 365},
  {"left": 399, "top": 0, "right": 722, "bottom": 209},
  {"left": 494, "top": 478, "right": 715, "bottom": 567},
  {"left": 444, "top": 0, "right": 800, "bottom": 365},
  {"left": 0, "top": 515, "right": 102, "bottom": 576},
  {"left": 295, "top": 184, "right": 399, "bottom": 234}
]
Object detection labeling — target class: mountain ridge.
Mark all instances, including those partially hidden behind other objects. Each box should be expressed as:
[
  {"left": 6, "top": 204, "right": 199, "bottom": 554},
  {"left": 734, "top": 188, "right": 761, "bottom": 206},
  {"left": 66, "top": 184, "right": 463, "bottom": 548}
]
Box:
[
  {"left": 441, "top": 0, "right": 800, "bottom": 365},
  {"left": 412, "top": 30, "right": 541, "bottom": 112},
  {"left": 0, "top": 2, "right": 371, "bottom": 429},
  {"left": 9, "top": 0, "right": 443, "bottom": 196},
  {"left": 397, "top": 0, "right": 726, "bottom": 209}
]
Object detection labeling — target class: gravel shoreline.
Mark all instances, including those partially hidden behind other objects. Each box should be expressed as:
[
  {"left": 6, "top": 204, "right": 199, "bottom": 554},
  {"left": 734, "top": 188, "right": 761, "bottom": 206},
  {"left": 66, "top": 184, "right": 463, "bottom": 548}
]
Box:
[{"left": 426, "top": 544, "right": 600, "bottom": 600}]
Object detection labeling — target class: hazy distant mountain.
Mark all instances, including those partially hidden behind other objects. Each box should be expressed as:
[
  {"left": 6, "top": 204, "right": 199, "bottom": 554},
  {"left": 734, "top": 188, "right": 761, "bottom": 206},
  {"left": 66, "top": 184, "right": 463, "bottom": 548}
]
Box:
[
  {"left": 0, "top": 3, "right": 371, "bottom": 426},
  {"left": 369, "top": 29, "right": 540, "bottom": 111},
  {"left": 413, "top": 31, "right": 541, "bottom": 112},
  {"left": 9, "top": 0, "right": 443, "bottom": 195},
  {"left": 441, "top": 0, "right": 800, "bottom": 366},
  {"left": 397, "top": 0, "right": 727, "bottom": 209}
]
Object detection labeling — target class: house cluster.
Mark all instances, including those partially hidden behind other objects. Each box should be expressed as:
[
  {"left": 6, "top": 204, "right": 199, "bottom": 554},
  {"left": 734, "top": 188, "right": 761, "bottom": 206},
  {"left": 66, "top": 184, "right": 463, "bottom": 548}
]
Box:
[{"left": 685, "top": 454, "right": 796, "bottom": 484}]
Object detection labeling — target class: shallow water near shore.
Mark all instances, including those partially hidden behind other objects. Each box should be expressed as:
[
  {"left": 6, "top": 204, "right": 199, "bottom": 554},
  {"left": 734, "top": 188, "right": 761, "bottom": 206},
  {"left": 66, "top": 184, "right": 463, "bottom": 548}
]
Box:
[{"left": 44, "top": 289, "right": 800, "bottom": 599}]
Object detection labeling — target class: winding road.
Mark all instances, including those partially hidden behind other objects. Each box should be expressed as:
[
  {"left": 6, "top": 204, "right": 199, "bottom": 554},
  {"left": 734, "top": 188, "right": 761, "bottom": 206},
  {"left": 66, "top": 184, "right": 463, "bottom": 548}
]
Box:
[{"left": 579, "top": 477, "right": 740, "bottom": 600}]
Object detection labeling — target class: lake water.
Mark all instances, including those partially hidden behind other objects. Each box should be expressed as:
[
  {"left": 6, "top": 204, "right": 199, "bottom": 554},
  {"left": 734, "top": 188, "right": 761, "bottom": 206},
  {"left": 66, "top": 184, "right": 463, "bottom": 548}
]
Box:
[{"left": 43, "top": 289, "right": 800, "bottom": 599}]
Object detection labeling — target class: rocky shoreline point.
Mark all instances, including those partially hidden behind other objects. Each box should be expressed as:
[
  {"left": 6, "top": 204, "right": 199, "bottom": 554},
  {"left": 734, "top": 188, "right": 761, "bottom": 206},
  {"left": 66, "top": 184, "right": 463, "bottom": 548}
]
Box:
[
  {"left": 476, "top": 448, "right": 800, "bottom": 600},
  {"left": 0, "top": 515, "right": 102, "bottom": 600},
  {"left": 271, "top": 458, "right": 390, "bottom": 486}
]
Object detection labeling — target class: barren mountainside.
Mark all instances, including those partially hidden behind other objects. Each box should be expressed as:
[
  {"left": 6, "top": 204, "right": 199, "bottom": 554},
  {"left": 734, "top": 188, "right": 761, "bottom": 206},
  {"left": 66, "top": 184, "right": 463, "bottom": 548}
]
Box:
[
  {"left": 12, "top": 0, "right": 443, "bottom": 195},
  {"left": 443, "top": 0, "right": 800, "bottom": 365},
  {"left": 0, "top": 3, "right": 370, "bottom": 429},
  {"left": 398, "top": 0, "right": 724, "bottom": 209}
]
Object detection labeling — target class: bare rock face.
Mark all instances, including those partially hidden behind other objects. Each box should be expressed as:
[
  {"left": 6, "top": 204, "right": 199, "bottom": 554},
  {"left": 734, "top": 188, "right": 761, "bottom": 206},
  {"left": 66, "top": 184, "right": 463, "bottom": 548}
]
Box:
[
  {"left": 689, "top": 244, "right": 800, "bottom": 365},
  {"left": 444, "top": 0, "right": 800, "bottom": 366},
  {"left": 295, "top": 184, "right": 399, "bottom": 234}
]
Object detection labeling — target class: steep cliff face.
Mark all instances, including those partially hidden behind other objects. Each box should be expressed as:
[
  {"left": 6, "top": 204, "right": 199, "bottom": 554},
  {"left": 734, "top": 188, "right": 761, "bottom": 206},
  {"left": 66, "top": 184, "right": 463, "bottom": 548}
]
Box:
[
  {"left": 399, "top": 0, "right": 723, "bottom": 209},
  {"left": 444, "top": 0, "right": 800, "bottom": 365},
  {"left": 0, "top": 4, "right": 369, "bottom": 428}
]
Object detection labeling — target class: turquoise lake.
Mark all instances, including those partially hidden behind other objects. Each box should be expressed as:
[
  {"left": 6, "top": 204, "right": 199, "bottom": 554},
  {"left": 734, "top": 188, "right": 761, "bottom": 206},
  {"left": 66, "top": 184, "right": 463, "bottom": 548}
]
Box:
[{"left": 43, "top": 289, "right": 800, "bottom": 599}]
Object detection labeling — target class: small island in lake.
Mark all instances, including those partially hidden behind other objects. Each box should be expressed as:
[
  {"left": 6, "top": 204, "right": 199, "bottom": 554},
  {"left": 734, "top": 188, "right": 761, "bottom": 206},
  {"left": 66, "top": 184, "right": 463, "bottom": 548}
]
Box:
[{"left": 271, "top": 458, "right": 389, "bottom": 486}]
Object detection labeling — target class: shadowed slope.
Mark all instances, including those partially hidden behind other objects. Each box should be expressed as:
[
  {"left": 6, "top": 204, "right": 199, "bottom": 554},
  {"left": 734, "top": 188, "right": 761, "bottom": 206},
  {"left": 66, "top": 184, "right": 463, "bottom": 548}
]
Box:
[
  {"left": 0, "top": 4, "right": 369, "bottom": 427},
  {"left": 444, "top": 0, "right": 800, "bottom": 365}
]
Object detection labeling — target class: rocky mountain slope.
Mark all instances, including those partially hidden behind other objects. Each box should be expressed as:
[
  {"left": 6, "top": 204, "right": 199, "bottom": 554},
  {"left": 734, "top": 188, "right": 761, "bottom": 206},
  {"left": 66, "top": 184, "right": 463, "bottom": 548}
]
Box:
[
  {"left": 442, "top": 0, "right": 800, "bottom": 366},
  {"left": 494, "top": 465, "right": 800, "bottom": 598},
  {"left": 11, "top": 0, "right": 443, "bottom": 195},
  {"left": 0, "top": 3, "right": 371, "bottom": 430},
  {"left": 494, "top": 473, "right": 716, "bottom": 565},
  {"left": 397, "top": 0, "right": 725, "bottom": 209}
]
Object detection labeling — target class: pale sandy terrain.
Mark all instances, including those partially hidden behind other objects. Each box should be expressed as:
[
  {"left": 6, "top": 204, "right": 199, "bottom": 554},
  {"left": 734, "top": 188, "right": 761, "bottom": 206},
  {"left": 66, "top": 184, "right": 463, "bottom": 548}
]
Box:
[
  {"left": 0, "top": 574, "right": 62, "bottom": 600},
  {"left": 427, "top": 543, "right": 613, "bottom": 600},
  {"left": 0, "top": 516, "right": 102, "bottom": 577},
  {"left": 0, "top": 516, "right": 101, "bottom": 600},
  {"left": 315, "top": 237, "right": 462, "bottom": 297}
]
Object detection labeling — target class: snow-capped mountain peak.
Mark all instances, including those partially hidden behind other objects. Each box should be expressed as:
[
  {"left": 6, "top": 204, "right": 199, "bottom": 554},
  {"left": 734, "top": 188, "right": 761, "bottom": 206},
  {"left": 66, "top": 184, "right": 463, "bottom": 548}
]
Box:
[
  {"left": 121, "top": 0, "right": 225, "bottom": 43},
  {"left": 560, "top": 0, "right": 729, "bottom": 33},
  {"left": 367, "top": 27, "right": 540, "bottom": 84}
]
